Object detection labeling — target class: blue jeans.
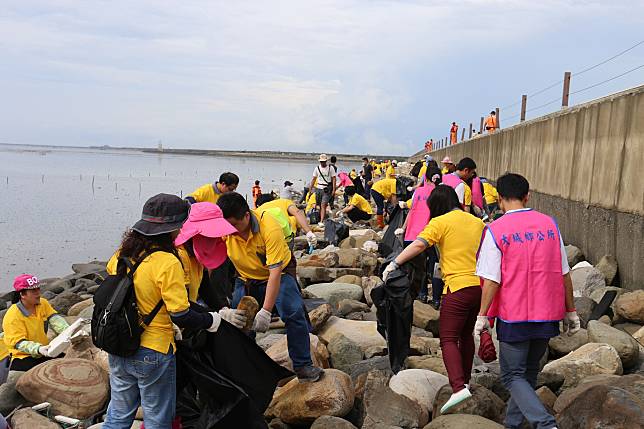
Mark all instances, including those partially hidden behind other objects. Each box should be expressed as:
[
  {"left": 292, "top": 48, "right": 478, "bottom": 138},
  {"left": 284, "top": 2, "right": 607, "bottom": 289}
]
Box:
[
  {"left": 500, "top": 339, "right": 557, "bottom": 429},
  {"left": 371, "top": 190, "right": 385, "bottom": 215},
  {"left": 103, "top": 347, "right": 176, "bottom": 429},
  {"left": 233, "top": 274, "right": 312, "bottom": 368}
]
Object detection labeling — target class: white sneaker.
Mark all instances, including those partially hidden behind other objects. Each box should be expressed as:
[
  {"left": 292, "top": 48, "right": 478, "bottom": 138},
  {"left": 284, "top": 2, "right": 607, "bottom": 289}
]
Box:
[
  {"left": 317, "top": 222, "right": 324, "bottom": 227},
  {"left": 440, "top": 387, "right": 472, "bottom": 414}
]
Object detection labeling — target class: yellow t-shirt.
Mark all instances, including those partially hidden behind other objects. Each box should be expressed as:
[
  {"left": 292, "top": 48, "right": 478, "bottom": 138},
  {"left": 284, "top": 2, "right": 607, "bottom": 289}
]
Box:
[
  {"left": 187, "top": 183, "right": 222, "bottom": 204},
  {"left": 418, "top": 164, "right": 427, "bottom": 180},
  {"left": 371, "top": 178, "right": 397, "bottom": 199},
  {"left": 417, "top": 210, "right": 485, "bottom": 294},
  {"left": 350, "top": 194, "right": 373, "bottom": 214},
  {"left": 3, "top": 298, "right": 57, "bottom": 360},
  {"left": 373, "top": 166, "right": 382, "bottom": 177},
  {"left": 305, "top": 193, "right": 317, "bottom": 213},
  {"left": 0, "top": 334, "right": 8, "bottom": 361},
  {"left": 223, "top": 211, "right": 292, "bottom": 281},
  {"left": 176, "top": 245, "right": 204, "bottom": 303},
  {"left": 483, "top": 182, "right": 498, "bottom": 204},
  {"left": 386, "top": 165, "right": 396, "bottom": 178},
  {"left": 107, "top": 251, "right": 189, "bottom": 354},
  {"left": 256, "top": 198, "right": 298, "bottom": 234},
  {"left": 464, "top": 183, "right": 472, "bottom": 207},
  {"left": 441, "top": 167, "right": 449, "bottom": 175}
]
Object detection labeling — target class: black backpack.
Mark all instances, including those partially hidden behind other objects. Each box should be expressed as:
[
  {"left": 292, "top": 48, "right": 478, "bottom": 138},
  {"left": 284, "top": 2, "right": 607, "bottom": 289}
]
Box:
[
  {"left": 409, "top": 160, "right": 423, "bottom": 178},
  {"left": 91, "top": 250, "right": 167, "bottom": 357}
]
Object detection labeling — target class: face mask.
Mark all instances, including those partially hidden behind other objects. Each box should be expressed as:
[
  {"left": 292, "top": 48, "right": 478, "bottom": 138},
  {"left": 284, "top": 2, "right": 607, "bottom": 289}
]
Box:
[{"left": 192, "top": 234, "right": 227, "bottom": 270}]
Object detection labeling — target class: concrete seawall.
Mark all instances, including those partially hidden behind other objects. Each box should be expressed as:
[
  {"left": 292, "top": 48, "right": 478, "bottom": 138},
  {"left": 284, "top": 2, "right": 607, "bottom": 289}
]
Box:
[{"left": 417, "top": 85, "right": 644, "bottom": 290}]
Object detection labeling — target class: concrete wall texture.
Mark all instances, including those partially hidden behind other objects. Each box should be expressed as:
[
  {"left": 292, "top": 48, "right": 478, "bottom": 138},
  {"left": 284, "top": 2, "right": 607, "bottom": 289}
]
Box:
[{"left": 420, "top": 85, "right": 644, "bottom": 290}]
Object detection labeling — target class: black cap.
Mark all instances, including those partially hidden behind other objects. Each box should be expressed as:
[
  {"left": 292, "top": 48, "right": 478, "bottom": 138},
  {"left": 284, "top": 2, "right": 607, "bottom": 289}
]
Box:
[
  {"left": 284, "top": 180, "right": 293, "bottom": 186},
  {"left": 132, "top": 193, "right": 190, "bottom": 236}
]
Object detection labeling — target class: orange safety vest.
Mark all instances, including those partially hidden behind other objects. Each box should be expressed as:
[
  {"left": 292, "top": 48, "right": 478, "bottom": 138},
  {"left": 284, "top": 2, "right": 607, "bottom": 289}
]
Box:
[{"left": 485, "top": 116, "right": 497, "bottom": 130}]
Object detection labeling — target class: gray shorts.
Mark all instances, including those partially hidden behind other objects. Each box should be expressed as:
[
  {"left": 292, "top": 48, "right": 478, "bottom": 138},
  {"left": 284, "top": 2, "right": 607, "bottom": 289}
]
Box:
[{"left": 314, "top": 187, "right": 331, "bottom": 205}]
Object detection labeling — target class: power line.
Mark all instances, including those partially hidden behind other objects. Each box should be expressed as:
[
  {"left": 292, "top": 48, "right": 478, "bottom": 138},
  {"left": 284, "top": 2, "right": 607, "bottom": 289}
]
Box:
[
  {"left": 500, "top": 40, "right": 644, "bottom": 110},
  {"left": 570, "top": 63, "right": 644, "bottom": 96}
]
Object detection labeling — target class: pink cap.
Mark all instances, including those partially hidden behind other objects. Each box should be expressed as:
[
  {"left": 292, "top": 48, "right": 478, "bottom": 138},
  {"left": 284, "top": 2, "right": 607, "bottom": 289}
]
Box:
[
  {"left": 13, "top": 274, "right": 40, "bottom": 292},
  {"left": 175, "top": 203, "right": 237, "bottom": 269},
  {"left": 441, "top": 156, "right": 454, "bottom": 164}
]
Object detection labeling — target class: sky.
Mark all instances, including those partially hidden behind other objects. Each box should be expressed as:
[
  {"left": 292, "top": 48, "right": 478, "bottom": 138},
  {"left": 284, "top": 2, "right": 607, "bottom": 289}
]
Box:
[{"left": 1, "top": 1, "right": 643, "bottom": 156}]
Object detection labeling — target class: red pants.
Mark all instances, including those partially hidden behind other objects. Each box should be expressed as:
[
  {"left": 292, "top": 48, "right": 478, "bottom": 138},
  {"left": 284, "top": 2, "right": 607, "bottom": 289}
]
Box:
[{"left": 439, "top": 286, "right": 482, "bottom": 392}]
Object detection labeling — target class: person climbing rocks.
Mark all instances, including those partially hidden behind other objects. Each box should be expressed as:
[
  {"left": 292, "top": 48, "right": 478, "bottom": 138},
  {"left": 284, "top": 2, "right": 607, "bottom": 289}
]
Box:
[
  {"left": 441, "top": 157, "right": 477, "bottom": 213},
  {"left": 218, "top": 193, "right": 324, "bottom": 383},
  {"left": 3, "top": 274, "right": 70, "bottom": 372},
  {"left": 308, "top": 154, "right": 336, "bottom": 225},
  {"left": 382, "top": 185, "right": 485, "bottom": 414},
  {"left": 186, "top": 172, "right": 239, "bottom": 205},
  {"left": 475, "top": 173, "right": 578, "bottom": 429}
]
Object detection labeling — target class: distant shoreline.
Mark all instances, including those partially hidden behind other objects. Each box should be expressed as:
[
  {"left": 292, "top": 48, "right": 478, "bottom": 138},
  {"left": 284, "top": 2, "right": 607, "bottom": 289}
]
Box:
[{"left": 0, "top": 142, "right": 407, "bottom": 163}]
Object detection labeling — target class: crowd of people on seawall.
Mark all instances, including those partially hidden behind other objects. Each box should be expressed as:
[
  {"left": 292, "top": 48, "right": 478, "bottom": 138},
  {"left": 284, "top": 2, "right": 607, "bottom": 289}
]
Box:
[{"left": 2, "top": 148, "right": 642, "bottom": 429}]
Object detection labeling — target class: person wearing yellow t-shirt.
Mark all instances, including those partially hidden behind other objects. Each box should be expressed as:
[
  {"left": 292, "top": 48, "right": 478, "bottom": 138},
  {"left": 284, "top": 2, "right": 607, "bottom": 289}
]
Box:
[
  {"left": 305, "top": 191, "right": 317, "bottom": 216},
  {"left": 0, "top": 333, "right": 9, "bottom": 384},
  {"left": 349, "top": 169, "right": 358, "bottom": 180},
  {"left": 386, "top": 162, "right": 397, "bottom": 179},
  {"left": 186, "top": 172, "right": 239, "bottom": 205},
  {"left": 2, "top": 274, "right": 70, "bottom": 372},
  {"left": 255, "top": 194, "right": 318, "bottom": 248},
  {"left": 370, "top": 177, "right": 398, "bottom": 228},
  {"left": 340, "top": 186, "right": 373, "bottom": 222},
  {"left": 481, "top": 178, "right": 498, "bottom": 214},
  {"left": 218, "top": 192, "right": 323, "bottom": 383},
  {"left": 102, "top": 194, "right": 236, "bottom": 429},
  {"left": 382, "top": 185, "right": 485, "bottom": 414}
]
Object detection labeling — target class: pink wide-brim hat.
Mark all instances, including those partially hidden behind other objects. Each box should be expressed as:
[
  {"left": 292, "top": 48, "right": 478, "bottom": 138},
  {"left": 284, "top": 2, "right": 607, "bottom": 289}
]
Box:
[
  {"left": 175, "top": 203, "right": 237, "bottom": 269},
  {"left": 441, "top": 156, "right": 454, "bottom": 164}
]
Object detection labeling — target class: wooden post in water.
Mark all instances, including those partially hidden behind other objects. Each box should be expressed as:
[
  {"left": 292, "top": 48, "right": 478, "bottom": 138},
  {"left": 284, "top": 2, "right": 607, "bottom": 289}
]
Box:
[
  {"left": 562, "top": 71, "right": 571, "bottom": 108},
  {"left": 520, "top": 95, "right": 527, "bottom": 122}
]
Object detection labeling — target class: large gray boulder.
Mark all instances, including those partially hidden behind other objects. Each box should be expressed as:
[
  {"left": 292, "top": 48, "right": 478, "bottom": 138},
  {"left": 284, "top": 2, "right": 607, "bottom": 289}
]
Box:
[
  {"left": 571, "top": 266, "right": 606, "bottom": 298},
  {"left": 575, "top": 296, "right": 597, "bottom": 328},
  {"left": 615, "top": 290, "right": 644, "bottom": 324},
  {"left": 565, "top": 245, "right": 584, "bottom": 267},
  {"left": 305, "top": 283, "right": 364, "bottom": 308},
  {"left": 554, "top": 374, "right": 644, "bottom": 414},
  {"left": 311, "top": 416, "right": 357, "bottom": 429},
  {"left": 327, "top": 334, "right": 364, "bottom": 373},
  {"left": 587, "top": 320, "right": 640, "bottom": 368},
  {"left": 542, "top": 343, "right": 623, "bottom": 389},
  {"left": 0, "top": 371, "right": 28, "bottom": 414},
  {"left": 10, "top": 408, "right": 59, "bottom": 429},
  {"left": 49, "top": 291, "right": 85, "bottom": 315},
  {"left": 424, "top": 414, "right": 504, "bottom": 429},
  {"left": 595, "top": 255, "right": 618, "bottom": 285},
  {"left": 389, "top": 369, "right": 448, "bottom": 420},
  {"left": 549, "top": 329, "right": 589, "bottom": 357},
  {"left": 413, "top": 300, "right": 440, "bottom": 336},
  {"left": 432, "top": 383, "right": 505, "bottom": 423}
]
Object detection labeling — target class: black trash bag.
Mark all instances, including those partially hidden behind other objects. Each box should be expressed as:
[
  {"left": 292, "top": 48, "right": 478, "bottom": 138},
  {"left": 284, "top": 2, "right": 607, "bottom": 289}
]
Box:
[
  {"left": 396, "top": 176, "right": 415, "bottom": 202},
  {"left": 351, "top": 175, "right": 365, "bottom": 197},
  {"left": 409, "top": 160, "right": 424, "bottom": 178},
  {"left": 379, "top": 208, "right": 407, "bottom": 257},
  {"left": 371, "top": 264, "right": 413, "bottom": 374},
  {"left": 308, "top": 208, "right": 321, "bottom": 225},
  {"left": 324, "top": 218, "right": 349, "bottom": 246},
  {"left": 176, "top": 321, "right": 293, "bottom": 429}
]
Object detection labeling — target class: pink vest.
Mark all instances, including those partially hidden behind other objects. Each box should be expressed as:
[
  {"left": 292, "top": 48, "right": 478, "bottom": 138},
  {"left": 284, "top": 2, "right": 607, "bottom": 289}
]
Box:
[
  {"left": 441, "top": 172, "right": 462, "bottom": 189},
  {"left": 485, "top": 209, "right": 565, "bottom": 323},
  {"left": 404, "top": 183, "right": 435, "bottom": 242},
  {"left": 471, "top": 177, "right": 484, "bottom": 209},
  {"left": 338, "top": 172, "right": 353, "bottom": 187}
]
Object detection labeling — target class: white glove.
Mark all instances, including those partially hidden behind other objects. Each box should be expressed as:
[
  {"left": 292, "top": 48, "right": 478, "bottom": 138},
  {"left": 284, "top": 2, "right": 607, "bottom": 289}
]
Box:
[
  {"left": 406, "top": 186, "right": 413, "bottom": 192},
  {"left": 306, "top": 231, "right": 318, "bottom": 247},
  {"left": 38, "top": 345, "right": 51, "bottom": 357},
  {"left": 253, "top": 308, "right": 272, "bottom": 333},
  {"left": 394, "top": 227, "right": 405, "bottom": 237},
  {"left": 172, "top": 324, "right": 183, "bottom": 341},
  {"left": 207, "top": 312, "right": 222, "bottom": 333},
  {"left": 219, "top": 308, "right": 247, "bottom": 329},
  {"left": 398, "top": 201, "right": 407, "bottom": 209},
  {"left": 382, "top": 261, "right": 399, "bottom": 282},
  {"left": 563, "top": 311, "right": 581, "bottom": 336},
  {"left": 474, "top": 315, "right": 490, "bottom": 337}
]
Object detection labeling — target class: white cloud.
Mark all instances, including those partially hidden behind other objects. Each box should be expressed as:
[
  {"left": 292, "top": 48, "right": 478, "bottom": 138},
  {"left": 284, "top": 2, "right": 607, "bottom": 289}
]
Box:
[{"left": 0, "top": 0, "right": 642, "bottom": 154}]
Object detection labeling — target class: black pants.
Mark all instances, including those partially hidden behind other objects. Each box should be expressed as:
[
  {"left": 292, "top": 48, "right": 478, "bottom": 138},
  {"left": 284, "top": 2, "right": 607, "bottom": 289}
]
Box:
[
  {"left": 346, "top": 208, "right": 372, "bottom": 222},
  {"left": 10, "top": 356, "right": 52, "bottom": 371}
]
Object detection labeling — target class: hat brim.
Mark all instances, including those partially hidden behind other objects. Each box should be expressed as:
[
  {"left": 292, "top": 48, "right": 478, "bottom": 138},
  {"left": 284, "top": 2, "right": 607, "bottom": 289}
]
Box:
[
  {"left": 174, "top": 218, "right": 237, "bottom": 246},
  {"left": 132, "top": 218, "right": 187, "bottom": 236}
]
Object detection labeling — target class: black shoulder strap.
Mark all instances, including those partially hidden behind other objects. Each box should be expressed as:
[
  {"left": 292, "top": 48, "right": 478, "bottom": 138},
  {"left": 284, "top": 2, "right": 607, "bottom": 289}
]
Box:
[{"left": 120, "top": 248, "right": 179, "bottom": 326}]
